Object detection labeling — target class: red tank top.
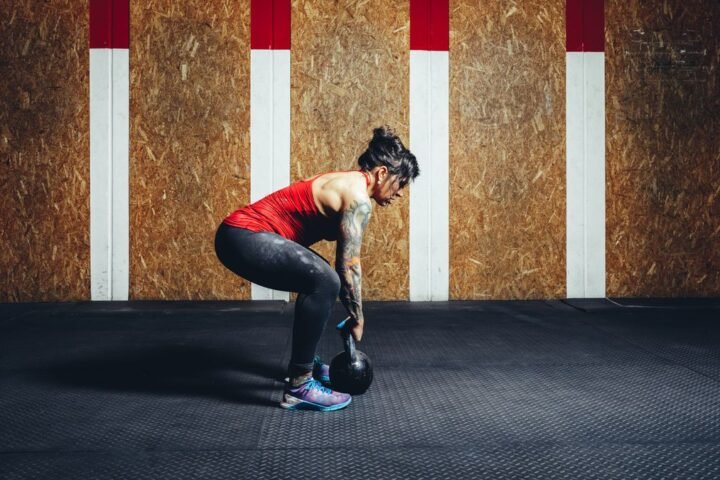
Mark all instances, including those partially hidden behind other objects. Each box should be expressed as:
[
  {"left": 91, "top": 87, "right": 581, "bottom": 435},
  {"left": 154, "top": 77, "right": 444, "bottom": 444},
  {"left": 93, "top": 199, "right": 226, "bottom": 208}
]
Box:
[{"left": 223, "top": 170, "right": 371, "bottom": 247}]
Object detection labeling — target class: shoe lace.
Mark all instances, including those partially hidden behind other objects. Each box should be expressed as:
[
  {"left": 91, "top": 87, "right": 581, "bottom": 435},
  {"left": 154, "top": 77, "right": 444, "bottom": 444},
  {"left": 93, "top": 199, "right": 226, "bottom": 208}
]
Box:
[{"left": 305, "top": 378, "right": 332, "bottom": 395}]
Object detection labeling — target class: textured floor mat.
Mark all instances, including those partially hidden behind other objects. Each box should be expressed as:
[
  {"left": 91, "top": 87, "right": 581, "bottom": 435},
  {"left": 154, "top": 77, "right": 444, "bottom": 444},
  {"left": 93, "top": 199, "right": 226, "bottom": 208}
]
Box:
[{"left": 1, "top": 300, "right": 719, "bottom": 479}]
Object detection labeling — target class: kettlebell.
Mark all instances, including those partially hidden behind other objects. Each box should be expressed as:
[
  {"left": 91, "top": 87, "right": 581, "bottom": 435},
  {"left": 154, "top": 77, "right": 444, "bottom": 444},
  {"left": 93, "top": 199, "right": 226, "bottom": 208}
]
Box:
[{"left": 329, "top": 317, "right": 374, "bottom": 395}]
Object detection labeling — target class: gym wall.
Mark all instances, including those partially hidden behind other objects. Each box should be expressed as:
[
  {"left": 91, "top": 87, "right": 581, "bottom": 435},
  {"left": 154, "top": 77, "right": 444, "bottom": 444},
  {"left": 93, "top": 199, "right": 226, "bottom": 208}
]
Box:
[
  {"left": 129, "top": 0, "right": 251, "bottom": 300},
  {"left": 1, "top": 0, "right": 90, "bottom": 302},
  {"left": 449, "top": 1, "right": 566, "bottom": 299},
  {"left": 606, "top": 0, "right": 720, "bottom": 296},
  {"left": 1, "top": 0, "right": 718, "bottom": 302}
]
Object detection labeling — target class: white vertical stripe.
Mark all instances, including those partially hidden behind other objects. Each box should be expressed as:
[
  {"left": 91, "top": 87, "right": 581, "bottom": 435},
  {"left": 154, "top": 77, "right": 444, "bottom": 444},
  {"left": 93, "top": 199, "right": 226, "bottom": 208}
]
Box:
[
  {"left": 583, "top": 52, "right": 606, "bottom": 296},
  {"left": 90, "top": 48, "right": 130, "bottom": 301},
  {"left": 409, "top": 51, "right": 449, "bottom": 301},
  {"left": 410, "top": 52, "right": 430, "bottom": 300},
  {"left": 250, "top": 49, "right": 291, "bottom": 301},
  {"left": 111, "top": 49, "right": 130, "bottom": 300},
  {"left": 430, "top": 52, "right": 450, "bottom": 300},
  {"left": 90, "top": 49, "right": 113, "bottom": 301},
  {"left": 566, "top": 52, "right": 605, "bottom": 298},
  {"left": 272, "top": 51, "right": 291, "bottom": 196}
]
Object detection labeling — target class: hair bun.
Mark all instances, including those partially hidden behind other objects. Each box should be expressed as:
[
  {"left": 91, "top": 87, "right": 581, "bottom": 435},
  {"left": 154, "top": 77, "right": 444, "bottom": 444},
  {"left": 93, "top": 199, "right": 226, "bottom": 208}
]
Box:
[
  {"left": 373, "top": 125, "right": 394, "bottom": 139},
  {"left": 358, "top": 126, "right": 420, "bottom": 184},
  {"left": 370, "top": 125, "right": 401, "bottom": 156}
]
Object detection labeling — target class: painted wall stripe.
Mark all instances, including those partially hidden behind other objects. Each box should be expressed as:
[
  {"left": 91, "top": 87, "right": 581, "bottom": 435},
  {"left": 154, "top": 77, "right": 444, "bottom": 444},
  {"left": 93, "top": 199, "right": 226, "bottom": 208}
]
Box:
[
  {"left": 250, "top": 1, "right": 291, "bottom": 301},
  {"left": 409, "top": 52, "right": 449, "bottom": 301},
  {"left": 566, "top": 0, "right": 605, "bottom": 298},
  {"left": 566, "top": 0, "right": 604, "bottom": 52},
  {"left": 111, "top": 49, "right": 130, "bottom": 300},
  {"left": 410, "top": 0, "right": 449, "bottom": 51},
  {"left": 90, "top": 0, "right": 129, "bottom": 301},
  {"left": 250, "top": 0, "right": 291, "bottom": 50},
  {"left": 90, "top": 0, "right": 129, "bottom": 49},
  {"left": 409, "top": 0, "right": 449, "bottom": 301},
  {"left": 90, "top": 49, "right": 113, "bottom": 301}
]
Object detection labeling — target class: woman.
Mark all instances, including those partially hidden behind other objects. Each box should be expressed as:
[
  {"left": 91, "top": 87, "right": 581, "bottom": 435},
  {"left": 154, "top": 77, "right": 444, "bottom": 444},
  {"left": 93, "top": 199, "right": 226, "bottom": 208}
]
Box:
[{"left": 215, "top": 126, "right": 419, "bottom": 411}]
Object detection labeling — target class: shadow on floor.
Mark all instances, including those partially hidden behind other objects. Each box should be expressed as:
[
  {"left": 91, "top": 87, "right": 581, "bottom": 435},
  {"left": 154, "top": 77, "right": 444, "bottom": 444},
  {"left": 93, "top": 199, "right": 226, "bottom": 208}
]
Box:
[{"left": 27, "top": 344, "right": 286, "bottom": 408}]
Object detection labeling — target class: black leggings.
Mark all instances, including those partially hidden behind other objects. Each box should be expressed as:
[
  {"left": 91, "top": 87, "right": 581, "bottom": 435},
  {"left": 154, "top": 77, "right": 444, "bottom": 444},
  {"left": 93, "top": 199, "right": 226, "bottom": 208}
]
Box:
[{"left": 214, "top": 223, "right": 340, "bottom": 377}]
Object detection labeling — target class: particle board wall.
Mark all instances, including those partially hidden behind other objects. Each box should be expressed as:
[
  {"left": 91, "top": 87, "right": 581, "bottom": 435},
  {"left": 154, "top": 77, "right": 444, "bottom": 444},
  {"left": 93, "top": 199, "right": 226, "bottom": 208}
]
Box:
[
  {"left": 449, "top": 1, "right": 566, "bottom": 299},
  {"left": 606, "top": 0, "right": 720, "bottom": 297},
  {"left": 0, "top": 1, "right": 90, "bottom": 302},
  {"left": 130, "top": 0, "right": 251, "bottom": 300},
  {"left": 290, "top": 1, "right": 410, "bottom": 300}
]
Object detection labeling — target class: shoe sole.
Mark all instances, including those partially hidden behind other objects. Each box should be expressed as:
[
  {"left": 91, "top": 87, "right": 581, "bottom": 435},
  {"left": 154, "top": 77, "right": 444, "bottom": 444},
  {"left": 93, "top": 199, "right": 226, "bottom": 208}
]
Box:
[{"left": 280, "top": 396, "right": 352, "bottom": 412}]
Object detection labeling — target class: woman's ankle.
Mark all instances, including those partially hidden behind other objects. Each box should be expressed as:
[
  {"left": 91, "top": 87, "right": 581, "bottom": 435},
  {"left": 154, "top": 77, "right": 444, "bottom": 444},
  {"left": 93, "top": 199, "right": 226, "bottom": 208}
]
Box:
[{"left": 288, "top": 371, "right": 312, "bottom": 387}]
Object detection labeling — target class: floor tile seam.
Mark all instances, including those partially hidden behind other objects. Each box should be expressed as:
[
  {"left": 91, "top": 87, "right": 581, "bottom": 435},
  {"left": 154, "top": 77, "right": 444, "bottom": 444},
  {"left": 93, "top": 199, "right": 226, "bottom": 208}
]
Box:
[
  {"left": 0, "top": 311, "right": 35, "bottom": 326},
  {"left": 0, "top": 359, "right": 697, "bottom": 378},
  {"left": 562, "top": 300, "right": 720, "bottom": 313},
  {"left": 247, "top": 438, "right": 720, "bottom": 450},
  {"left": 511, "top": 310, "right": 589, "bottom": 328},
  {"left": 374, "top": 360, "right": 685, "bottom": 370},
  {"left": 0, "top": 304, "right": 79, "bottom": 327},
  {"left": 559, "top": 299, "right": 595, "bottom": 313},
  {"left": 254, "top": 331, "right": 294, "bottom": 448},
  {"left": 543, "top": 300, "right": 586, "bottom": 312},
  {"left": 52, "top": 307, "right": 289, "bottom": 317},
  {"left": 252, "top": 372, "right": 284, "bottom": 450},
  {"left": 249, "top": 440, "right": 720, "bottom": 452},
  {"left": 575, "top": 318, "right": 720, "bottom": 386},
  {"left": 247, "top": 310, "right": 294, "bottom": 450},
  {"left": 606, "top": 298, "right": 720, "bottom": 310},
  {"left": 2, "top": 439, "right": 720, "bottom": 457}
]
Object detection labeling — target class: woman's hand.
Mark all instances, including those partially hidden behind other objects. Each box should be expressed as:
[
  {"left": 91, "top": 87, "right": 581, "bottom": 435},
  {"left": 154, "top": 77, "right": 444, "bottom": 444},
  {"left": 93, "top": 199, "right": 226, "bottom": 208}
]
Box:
[
  {"left": 337, "top": 315, "right": 364, "bottom": 342},
  {"left": 350, "top": 316, "right": 364, "bottom": 342}
]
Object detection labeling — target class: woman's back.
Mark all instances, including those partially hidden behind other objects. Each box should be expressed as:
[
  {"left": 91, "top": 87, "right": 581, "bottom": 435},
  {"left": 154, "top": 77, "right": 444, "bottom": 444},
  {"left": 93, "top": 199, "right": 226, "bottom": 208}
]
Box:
[{"left": 223, "top": 170, "right": 370, "bottom": 247}]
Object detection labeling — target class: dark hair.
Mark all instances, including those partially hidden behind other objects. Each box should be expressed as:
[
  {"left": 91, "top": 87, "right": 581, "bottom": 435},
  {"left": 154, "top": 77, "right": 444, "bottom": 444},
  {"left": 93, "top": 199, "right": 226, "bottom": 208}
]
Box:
[{"left": 358, "top": 126, "right": 419, "bottom": 186}]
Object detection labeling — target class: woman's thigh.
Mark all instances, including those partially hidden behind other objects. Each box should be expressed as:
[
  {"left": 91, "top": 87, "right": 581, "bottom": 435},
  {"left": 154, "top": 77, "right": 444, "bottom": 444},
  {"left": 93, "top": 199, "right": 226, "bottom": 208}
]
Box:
[{"left": 215, "top": 224, "right": 338, "bottom": 294}]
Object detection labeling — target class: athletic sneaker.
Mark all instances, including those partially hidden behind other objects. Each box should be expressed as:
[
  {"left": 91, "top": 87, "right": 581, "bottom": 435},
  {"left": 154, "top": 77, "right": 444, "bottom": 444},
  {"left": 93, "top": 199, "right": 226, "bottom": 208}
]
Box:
[
  {"left": 280, "top": 378, "right": 352, "bottom": 411},
  {"left": 312, "top": 355, "right": 331, "bottom": 385}
]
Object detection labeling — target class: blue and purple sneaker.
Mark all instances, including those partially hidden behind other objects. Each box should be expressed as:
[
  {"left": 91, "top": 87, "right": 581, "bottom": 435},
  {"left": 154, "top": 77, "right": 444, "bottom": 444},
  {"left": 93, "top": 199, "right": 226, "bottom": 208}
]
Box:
[{"left": 280, "top": 378, "right": 352, "bottom": 411}]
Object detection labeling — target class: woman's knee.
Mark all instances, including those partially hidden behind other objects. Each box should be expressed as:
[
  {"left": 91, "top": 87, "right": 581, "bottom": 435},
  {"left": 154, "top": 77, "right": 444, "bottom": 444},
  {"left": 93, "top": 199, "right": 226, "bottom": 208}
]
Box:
[
  {"left": 327, "top": 269, "right": 341, "bottom": 296},
  {"left": 310, "top": 265, "right": 341, "bottom": 298}
]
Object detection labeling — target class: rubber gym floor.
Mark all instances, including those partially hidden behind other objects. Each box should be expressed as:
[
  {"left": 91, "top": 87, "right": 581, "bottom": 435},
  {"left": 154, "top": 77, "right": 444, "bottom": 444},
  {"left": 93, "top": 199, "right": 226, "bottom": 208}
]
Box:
[{"left": 1, "top": 299, "right": 719, "bottom": 479}]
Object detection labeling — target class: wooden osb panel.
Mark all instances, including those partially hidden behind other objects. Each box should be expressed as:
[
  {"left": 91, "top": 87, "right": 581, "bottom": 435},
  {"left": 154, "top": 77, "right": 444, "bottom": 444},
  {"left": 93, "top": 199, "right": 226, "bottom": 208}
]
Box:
[
  {"left": 0, "top": 1, "right": 89, "bottom": 302},
  {"left": 291, "top": 1, "right": 410, "bottom": 300},
  {"left": 130, "top": 0, "right": 251, "bottom": 300},
  {"left": 449, "top": 1, "right": 566, "bottom": 299},
  {"left": 606, "top": 0, "right": 720, "bottom": 297}
]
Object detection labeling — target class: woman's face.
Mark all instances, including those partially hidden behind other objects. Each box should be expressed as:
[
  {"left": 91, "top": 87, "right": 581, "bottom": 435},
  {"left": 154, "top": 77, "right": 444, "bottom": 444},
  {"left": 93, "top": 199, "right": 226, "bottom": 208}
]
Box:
[{"left": 373, "top": 173, "right": 405, "bottom": 207}]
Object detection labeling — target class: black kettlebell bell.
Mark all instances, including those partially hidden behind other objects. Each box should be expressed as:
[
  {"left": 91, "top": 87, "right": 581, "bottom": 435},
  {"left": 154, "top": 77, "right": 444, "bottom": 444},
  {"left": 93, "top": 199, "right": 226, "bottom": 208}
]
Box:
[{"left": 329, "top": 317, "right": 373, "bottom": 395}]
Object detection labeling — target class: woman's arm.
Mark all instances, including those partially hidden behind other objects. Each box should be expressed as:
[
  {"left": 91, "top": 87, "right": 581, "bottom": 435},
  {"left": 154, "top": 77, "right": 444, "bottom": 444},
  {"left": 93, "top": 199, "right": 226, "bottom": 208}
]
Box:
[{"left": 335, "top": 197, "right": 372, "bottom": 342}]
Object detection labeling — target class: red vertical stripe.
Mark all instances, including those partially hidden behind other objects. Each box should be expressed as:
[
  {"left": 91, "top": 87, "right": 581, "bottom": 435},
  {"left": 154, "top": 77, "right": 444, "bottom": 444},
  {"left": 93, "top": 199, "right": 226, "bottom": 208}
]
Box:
[
  {"left": 410, "top": 0, "right": 449, "bottom": 51},
  {"left": 112, "top": 0, "right": 129, "bottom": 49},
  {"left": 251, "top": 0, "right": 291, "bottom": 50},
  {"left": 272, "top": 0, "right": 291, "bottom": 50},
  {"left": 90, "top": 0, "right": 111, "bottom": 48},
  {"left": 90, "top": 0, "right": 129, "bottom": 48},
  {"left": 566, "top": 0, "right": 604, "bottom": 52},
  {"left": 251, "top": 0, "right": 272, "bottom": 49}
]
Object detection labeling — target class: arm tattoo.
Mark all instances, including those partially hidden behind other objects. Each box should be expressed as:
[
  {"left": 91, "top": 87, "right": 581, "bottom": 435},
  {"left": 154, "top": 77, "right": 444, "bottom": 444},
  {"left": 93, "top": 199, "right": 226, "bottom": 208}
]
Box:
[{"left": 336, "top": 198, "right": 372, "bottom": 324}]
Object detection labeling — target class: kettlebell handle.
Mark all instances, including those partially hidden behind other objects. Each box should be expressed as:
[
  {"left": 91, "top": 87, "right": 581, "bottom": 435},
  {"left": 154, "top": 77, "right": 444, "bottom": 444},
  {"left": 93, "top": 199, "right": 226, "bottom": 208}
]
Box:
[{"left": 336, "top": 317, "right": 357, "bottom": 362}]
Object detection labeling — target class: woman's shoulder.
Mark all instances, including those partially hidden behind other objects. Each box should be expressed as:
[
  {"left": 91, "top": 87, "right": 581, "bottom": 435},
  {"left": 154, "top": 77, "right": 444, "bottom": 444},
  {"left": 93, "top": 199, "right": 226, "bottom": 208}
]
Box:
[
  {"left": 312, "top": 170, "right": 371, "bottom": 215},
  {"left": 312, "top": 170, "right": 367, "bottom": 191}
]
